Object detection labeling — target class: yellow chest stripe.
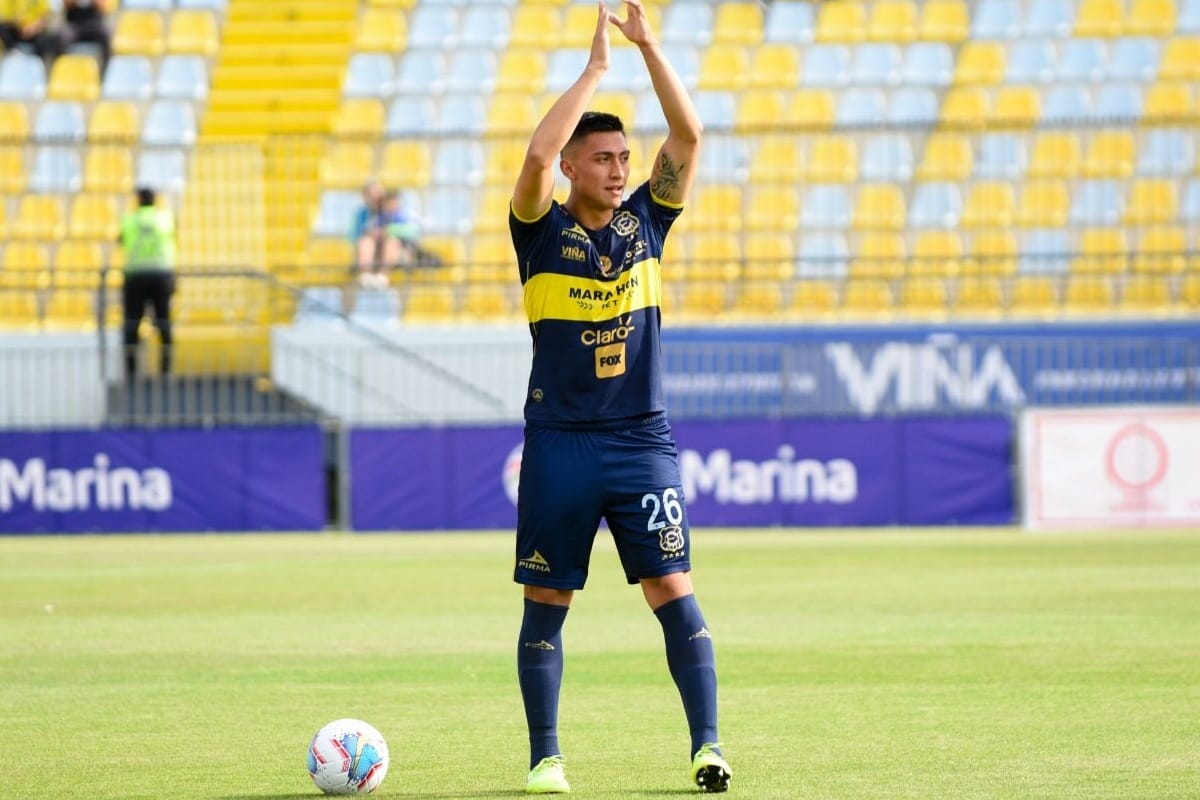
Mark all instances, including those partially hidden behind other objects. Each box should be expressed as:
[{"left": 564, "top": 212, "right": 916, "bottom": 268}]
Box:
[{"left": 524, "top": 260, "right": 663, "bottom": 323}]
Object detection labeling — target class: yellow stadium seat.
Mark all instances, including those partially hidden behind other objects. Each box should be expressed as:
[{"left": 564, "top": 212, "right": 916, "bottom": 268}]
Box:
[
  {"left": 850, "top": 232, "right": 906, "bottom": 279},
  {"left": 473, "top": 187, "right": 514, "bottom": 234},
  {"left": 366, "top": 0, "right": 416, "bottom": 7},
  {"left": 686, "top": 233, "right": 741, "bottom": 282},
  {"left": 1124, "top": 179, "right": 1178, "bottom": 225},
  {"left": 1075, "top": 0, "right": 1126, "bottom": 36},
  {"left": 1073, "top": 229, "right": 1128, "bottom": 274},
  {"left": 460, "top": 285, "right": 516, "bottom": 321},
  {"left": 919, "top": 0, "right": 969, "bottom": 41},
  {"left": 690, "top": 185, "right": 743, "bottom": 233},
  {"left": 853, "top": 184, "right": 906, "bottom": 230},
  {"left": 113, "top": 10, "right": 165, "bottom": 57},
  {"left": 561, "top": 3, "right": 606, "bottom": 48},
  {"left": 1064, "top": 275, "right": 1115, "bottom": 312},
  {"left": 679, "top": 283, "right": 729, "bottom": 317},
  {"left": 993, "top": 86, "right": 1041, "bottom": 127},
  {"left": 816, "top": 0, "right": 867, "bottom": 42},
  {"left": 320, "top": 142, "right": 376, "bottom": 190},
  {"left": 1144, "top": 82, "right": 1194, "bottom": 122},
  {"left": 166, "top": 10, "right": 220, "bottom": 57},
  {"left": 89, "top": 100, "right": 139, "bottom": 143},
  {"left": 510, "top": 6, "right": 561, "bottom": 49},
  {"left": 0, "top": 291, "right": 40, "bottom": 328},
  {"left": 954, "top": 42, "right": 1006, "bottom": 85},
  {"left": 750, "top": 136, "right": 802, "bottom": 182},
  {"left": 306, "top": 237, "right": 354, "bottom": 271},
  {"left": 0, "top": 101, "right": 30, "bottom": 143},
  {"left": 790, "top": 281, "right": 838, "bottom": 317},
  {"left": 68, "top": 193, "right": 120, "bottom": 240},
  {"left": 712, "top": 2, "right": 764, "bottom": 45},
  {"left": 469, "top": 232, "right": 513, "bottom": 270},
  {"left": 735, "top": 89, "right": 786, "bottom": 132},
  {"left": 0, "top": 146, "right": 25, "bottom": 194},
  {"left": 590, "top": 92, "right": 636, "bottom": 128},
  {"left": 1160, "top": 38, "right": 1200, "bottom": 81},
  {"left": 332, "top": 98, "right": 386, "bottom": 139},
  {"left": 731, "top": 283, "right": 784, "bottom": 317},
  {"left": 54, "top": 241, "right": 104, "bottom": 288},
  {"left": 1127, "top": 0, "right": 1177, "bottom": 35},
  {"left": 743, "top": 233, "right": 795, "bottom": 280},
  {"left": 1180, "top": 275, "right": 1200, "bottom": 310},
  {"left": 84, "top": 146, "right": 134, "bottom": 193},
  {"left": 42, "top": 289, "right": 97, "bottom": 330},
  {"left": 356, "top": 7, "right": 407, "bottom": 51},
  {"left": 47, "top": 54, "right": 100, "bottom": 101},
  {"left": 2, "top": 242, "right": 50, "bottom": 273},
  {"left": 910, "top": 231, "right": 963, "bottom": 277},
  {"left": 804, "top": 135, "right": 858, "bottom": 182},
  {"left": 916, "top": 133, "right": 973, "bottom": 180},
  {"left": 969, "top": 230, "right": 1018, "bottom": 276},
  {"left": 403, "top": 285, "right": 457, "bottom": 322},
  {"left": 12, "top": 196, "right": 66, "bottom": 240},
  {"left": 1015, "top": 181, "right": 1070, "bottom": 228},
  {"left": 1133, "top": 226, "right": 1188, "bottom": 273},
  {"left": 749, "top": 45, "right": 801, "bottom": 90},
  {"left": 698, "top": 44, "right": 751, "bottom": 90},
  {"left": 484, "top": 139, "right": 528, "bottom": 186},
  {"left": 1008, "top": 275, "right": 1059, "bottom": 315},
  {"left": 0, "top": 197, "right": 6, "bottom": 239},
  {"left": 962, "top": 182, "right": 1016, "bottom": 228},
  {"left": 899, "top": 277, "right": 949, "bottom": 317},
  {"left": 745, "top": 185, "right": 800, "bottom": 233},
  {"left": 953, "top": 277, "right": 1004, "bottom": 315},
  {"left": 1120, "top": 274, "right": 1171, "bottom": 313},
  {"left": 379, "top": 140, "right": 432, "bottom": 189},
  {"left": 418, "top": 236, "right": 467, "bottom": 269},
  {"left": 496, "top": 49, "right": 547, "bottom": 94},
  {"left": 1028, "top": 132, "right": 1083, "bottom": 179},
  {"left": 787, "top": 88, "right": 835, "bottom": 129},
  {"left": 869, "top": 0, "right": 917, "bottom": 42},
  {"left": 1082, "top": 131, "right": 1135, "bottom": 178},
  {"left": 940, "top": 86, "right": 990, "bottom": 128},
  {"left": 842, "top": 280, "right": 893, "bottom": 316},
  {"left": 487, "top": 93, "right": 538, "bottom": 134}
]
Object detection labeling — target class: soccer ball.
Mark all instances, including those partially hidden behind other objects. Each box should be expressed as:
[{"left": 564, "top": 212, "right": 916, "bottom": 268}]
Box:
[{"left": 306, "top": 718, "right": 389, "bottom": 795}]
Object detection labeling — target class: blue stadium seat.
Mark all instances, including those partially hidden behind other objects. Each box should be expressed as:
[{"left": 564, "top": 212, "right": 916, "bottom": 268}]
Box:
[
  {"left": 123, "top": 0, "right": 172, "bottom": 9},
  {"left": 903, "top": 42, "right": 954, "bottom": 86},
  {"left": 396, "top": 49, "right": 447, "bottom": 95},
  {"left": 434, "top": 95, "right": 486, "bottom": 135},
  {"left": 800, "top": 184, "right": 852, "bottom": 230},
  {"left": 142, "top": 100, "right": 196, "bottom": 146},
  {"left": 661, "top": 44, "right": 701, "bottom": 88},
  {"left": 801, "top": 44, "right": 851, "bottom": 87},
  {"left": 662, "top": 1, "right": 714, "bottom": 46},
  {"left": 1042, "top": 85, "right": 1091, "bottom": 124},
  {"left": 1137, "top": 128, "right": 1196, "bottom": 175},
  {"left": 972, "top": 0, "right": 1022, "bottom": 39},
  {"left": 693, "top": 90, "right": 738, "bottom": 129},
  {"left": 1109, "top": 38, "right": 1160, "bottom": 83},
  {"left": 29, "top": 146, "right": 83, "bottom": 192},
  {"left": 156, "top": 55, "right": 209, "bottom": 101},
  {"left": 1024, "top": 0, "right": 1074, "bottom": 37},
  {"left": 136, "top": 149, "right": 188, "bottom": 193},
  {"left": 177, "top": 0, "right": 227, "bottom": 8},
  {"left": 350, "top": 289, "right": 400, "bottom": 328},
  {"left": 1058, "top": 39, "right": 1108, "bottom": 84},
  {"left": 344, "top": 53, "right": 395, "bottom": 98},
  {"left": 698, "top": 135, "right": 751, "bottom": 182},
  {"left": 0, "top": 52, "right": 47, "bottom": 100},
  {"left": 796, "top": 232, "right": 849, "bottom": 278},
  {"left": 101, "top": 55, "right": 153, "bottom": 101},
  {"left": 313, "top": 190, "right": 359, "bottom": 238},
  {"left": 1068, "top": 179, "right": 1125, "bottom": 226},
  {"left": 445, "top": 49, "right": 497, "bottom": 94},
  {"left": 432, "top": 140, "right": 485, "bottom": 187},
  {"left": 1181, "top": 0, "right": 1200, "bottom": 32},
  {"left": 386, "top": 96, "right": 436, "bottom": 137},
  {"left": 860, "top": 133, "right": 914, "bottom": 181},
  {"left": 33, "top": 101, "right": 86, "bottom": 142},
  {"left": 420, "top": 187, "right": 475, "bottom": 235},
  {"left": 1006, "top": 40, "right": 1056, "bottom": 84},
  {"left": 851, "top": 43, "right": 902, "bottom": 85},
  {"left": 975, "top": 132, "right": 1027, "bottom": 179},
  {"left": 908, "top": 182, "right": 963, "bottom": 228},
  {"left": 836, "top": 87, "right": 887, "bottom": 126},
  {"left": 296, "top": 287, "right": 345, "bottom": 325},
  {"left": 1019, "top": 229, "right": 1071, "bottom": 274},
  {"left": 545, "top": 49, "right": 589, "bottom": 93},
  {"left": 887, "top": 87, "right": 938, "bottom": 125},
  {"left": 1181, "top": 178, "right": 1200, "bottom": 222},
  {"left": 1093, "top": 83, "right": 1143, "bottom": 119},
  {"left": 459, "top": 5, "right": 512, "bottom": 50},
  {"left": 604, "top": 47, "right": 650, "bottom": 92},
  {"left": 634, "top": 90, "right": 668, "bottom": 132},
  {"left": 765, "top": 1, "right": 816, "bottom": 44},
  {"left": 409, "top": 5, "right": 460, "bottom": 49}
]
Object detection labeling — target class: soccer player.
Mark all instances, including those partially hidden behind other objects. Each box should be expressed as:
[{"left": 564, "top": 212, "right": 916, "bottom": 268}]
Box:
[{"left": 508, "top": 1, "right": 730, "bottom": 794}]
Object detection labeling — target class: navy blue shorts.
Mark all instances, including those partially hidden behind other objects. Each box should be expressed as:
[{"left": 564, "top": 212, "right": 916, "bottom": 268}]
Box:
[{"left": 514, "top": 414, "right": 691, "bottom": 589}]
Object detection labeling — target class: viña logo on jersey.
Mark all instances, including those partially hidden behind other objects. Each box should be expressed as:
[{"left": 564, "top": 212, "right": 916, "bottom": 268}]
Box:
[
  {"left": 680, "top": 446, "right": 857, "bottom": 505},
  {"left": 0, "top": 453, "right": 172, "bottom": 512},
  {"left": 825, "top": 341, "right": 1024, "bottom": 415}
]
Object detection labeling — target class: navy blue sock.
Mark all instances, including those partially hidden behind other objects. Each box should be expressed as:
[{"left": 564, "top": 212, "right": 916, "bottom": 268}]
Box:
[
  {"left": 517, "top": 599, "right": 569, "bottom": 769},
  {"left": 654, "top": 594, "right": 720, "bottom": 758}
]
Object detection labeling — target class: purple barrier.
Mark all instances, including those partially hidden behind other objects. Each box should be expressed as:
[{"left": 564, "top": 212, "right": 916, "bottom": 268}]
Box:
[
  {"left": 0, "top": 427, "right": 325, "bottom": 533},
  {"left": 349, "top": 418, "right": 1013, "bottom": 530}
]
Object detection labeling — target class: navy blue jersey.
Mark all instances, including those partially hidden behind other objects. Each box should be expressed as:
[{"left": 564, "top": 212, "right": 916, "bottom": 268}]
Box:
[{"left": 510, "top": 183, "right": 683, "bottom": 428}]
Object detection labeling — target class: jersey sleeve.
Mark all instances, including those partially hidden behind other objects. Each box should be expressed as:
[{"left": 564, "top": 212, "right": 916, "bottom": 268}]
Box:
[{"left": 509, "top": 201, "right": 556, "bottom": 285}]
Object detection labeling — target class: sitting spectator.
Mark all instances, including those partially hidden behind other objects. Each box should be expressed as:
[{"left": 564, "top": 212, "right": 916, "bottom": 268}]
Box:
[
  {"left": 56, "top": 0, "right": 113, "bottom": 75},
  {"left": 0, "top": 0, "right": 57, "bottom": 67},
  {"left": 351, "top": 182, "right": 423, "bottom": 288}
]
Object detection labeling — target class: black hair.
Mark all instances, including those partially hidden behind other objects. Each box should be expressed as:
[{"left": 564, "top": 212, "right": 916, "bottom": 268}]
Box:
[
  {"left": 565, "top": 111, "right": 625, "bottom": 151},
  {"left": 136, "top": 186, "right": 156, "bottom": 206}
]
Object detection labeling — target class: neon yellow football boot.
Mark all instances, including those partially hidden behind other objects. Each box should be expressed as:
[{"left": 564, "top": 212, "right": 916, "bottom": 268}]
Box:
[
  {"left": 691, "top": 743, "right": 731, "bottom": 793},
  {"left": 526, "top": 755, "right": 570, "bottom": 794}
]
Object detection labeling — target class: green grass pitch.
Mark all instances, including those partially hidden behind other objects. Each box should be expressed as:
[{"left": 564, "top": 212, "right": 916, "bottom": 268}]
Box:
[{"left": 2, "top": 528, "right": 1198, "bottom": 799}]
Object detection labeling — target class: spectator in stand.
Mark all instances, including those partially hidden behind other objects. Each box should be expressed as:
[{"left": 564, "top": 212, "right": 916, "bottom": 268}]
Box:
[
  {"left": 55, "top": 0, "right": 113, "bottom": 75},
  {"left": 0, "top": 0, "right": 57, "bottom": 67},
  {"left": 351, "top": 182, "right": 424, "bottom": 288}
]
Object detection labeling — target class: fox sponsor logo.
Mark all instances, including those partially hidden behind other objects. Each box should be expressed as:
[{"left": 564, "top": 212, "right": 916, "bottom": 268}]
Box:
[
  {"left": 561, "top": 244, "right": 587, "bottom": 262},
  {"left": 580, "top": 315, "right": 635, "bottom": 346},
  {"left": 680, "top": 446, "right": 858, "bottom": 505},
  {"left": 0, "top": 453, "right": 172, "bottom": 512},
  {"left": 595, "top": 343, "right": 626, "bottom": 378},
  {"left": 518, "top": 550, "right": 551, "bottom": 573}
]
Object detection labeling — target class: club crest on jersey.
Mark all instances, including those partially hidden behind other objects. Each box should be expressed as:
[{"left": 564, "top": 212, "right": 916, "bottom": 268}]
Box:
[
  {"left": 611, "top": 210, "right": 639, "bottom": 238},
  {"left": 659, "top": 525, "right": 685, "bottom": 557}
]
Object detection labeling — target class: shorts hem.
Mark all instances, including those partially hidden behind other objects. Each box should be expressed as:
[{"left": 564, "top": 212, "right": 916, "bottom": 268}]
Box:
[
  {"left": 624, "top": 561, "right": 691, "bottom": 585},
  {"left": 514, "top": 573, "right": 586, "bottom": 591}
]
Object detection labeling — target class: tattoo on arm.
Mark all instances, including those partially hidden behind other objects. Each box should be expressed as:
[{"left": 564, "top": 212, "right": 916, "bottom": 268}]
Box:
[{"left": 651, "top": 152, "right": 686, "bottom": 202}]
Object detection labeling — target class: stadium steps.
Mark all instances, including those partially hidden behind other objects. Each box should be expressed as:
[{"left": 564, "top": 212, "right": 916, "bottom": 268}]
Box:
[{"left": 105, "top": 373, "right": 323, "bottom": 426}]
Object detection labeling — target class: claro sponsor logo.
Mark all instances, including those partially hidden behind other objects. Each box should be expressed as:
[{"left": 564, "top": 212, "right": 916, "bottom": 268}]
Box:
[
  {"left": 0, "top": 453, "right": 173, "bottom": 512},
  {"left": 680, "top": 446, "right": 857, "bottom": 505}
]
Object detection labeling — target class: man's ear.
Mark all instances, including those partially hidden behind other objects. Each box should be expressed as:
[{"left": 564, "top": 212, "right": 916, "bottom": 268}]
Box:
[{"left": 559, "top": 158, "right": 575, "bottom": 181}]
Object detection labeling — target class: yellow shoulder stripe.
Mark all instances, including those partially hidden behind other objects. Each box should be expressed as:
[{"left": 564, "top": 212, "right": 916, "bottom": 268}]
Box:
[{"left": 524, "top": 260, "right": 662, "bottom": 323}]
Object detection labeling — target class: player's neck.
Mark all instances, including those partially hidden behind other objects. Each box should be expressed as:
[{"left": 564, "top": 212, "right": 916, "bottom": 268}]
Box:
[{"left": 563, "top": 198, "right": 614, "bottom": 232}]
